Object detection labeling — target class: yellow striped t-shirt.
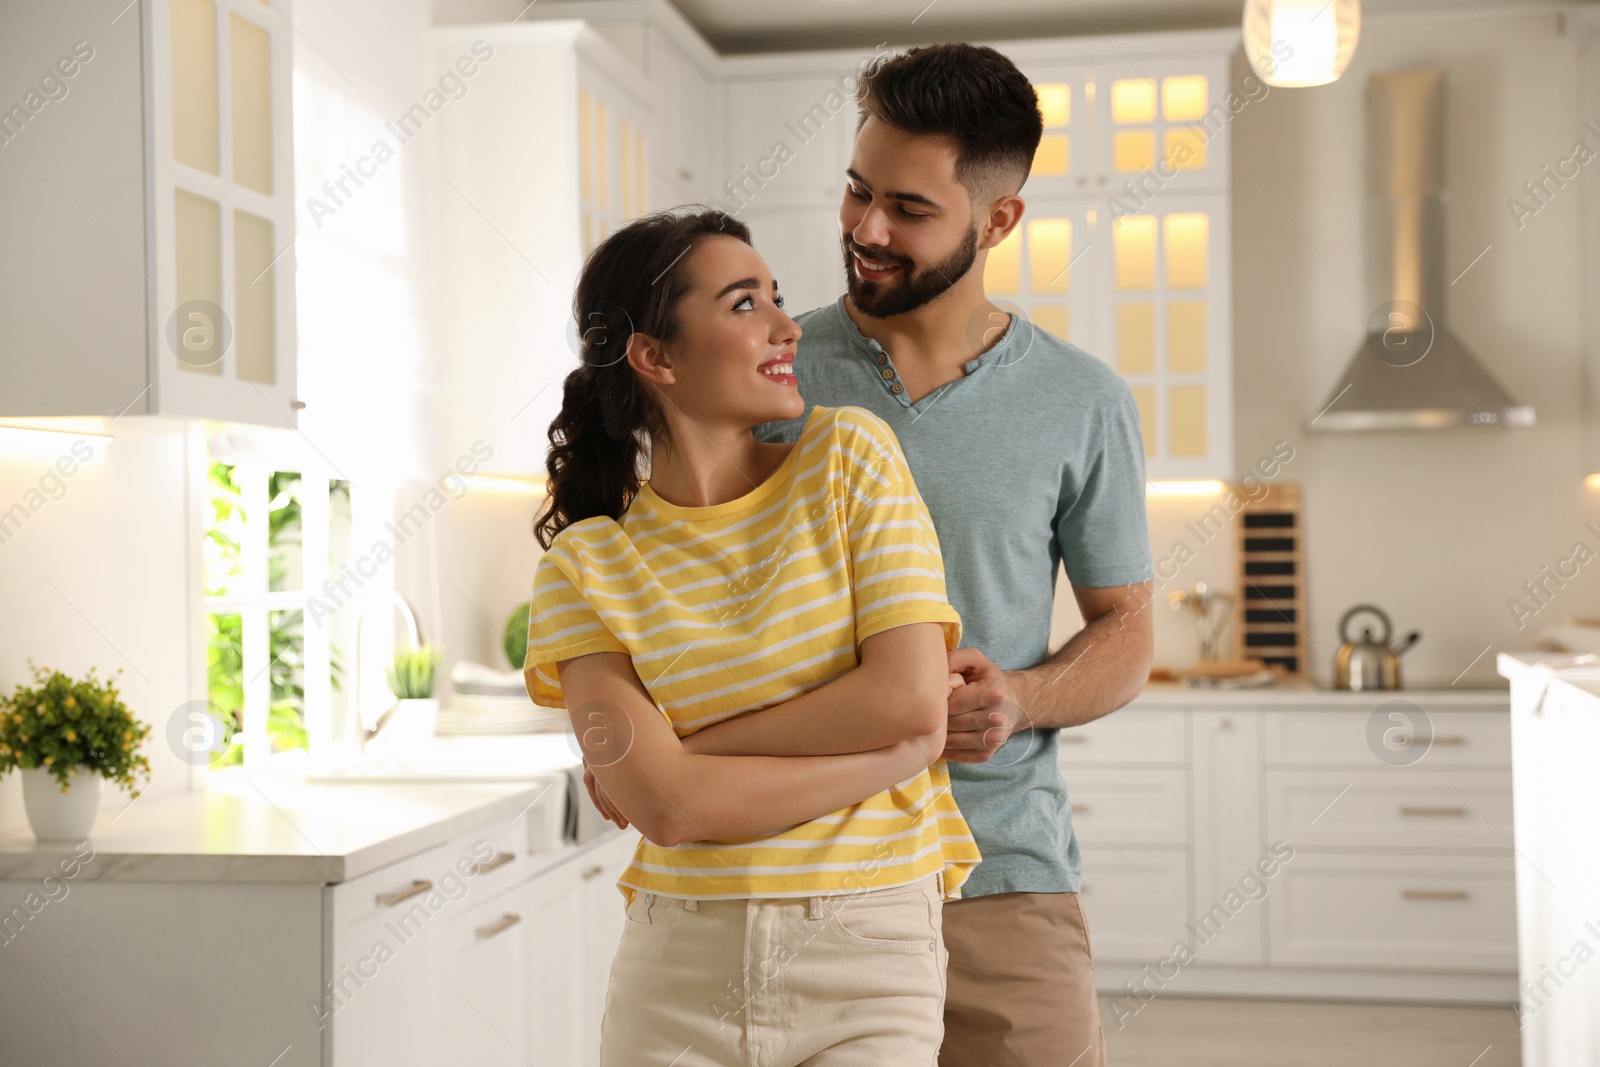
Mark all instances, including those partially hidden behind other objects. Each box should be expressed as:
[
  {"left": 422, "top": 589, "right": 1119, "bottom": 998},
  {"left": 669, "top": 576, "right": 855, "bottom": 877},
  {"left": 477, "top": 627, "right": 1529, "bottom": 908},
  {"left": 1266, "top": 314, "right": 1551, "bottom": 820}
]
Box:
[{"left": 524, "top": 404, "right": 981, "bottom": 903}]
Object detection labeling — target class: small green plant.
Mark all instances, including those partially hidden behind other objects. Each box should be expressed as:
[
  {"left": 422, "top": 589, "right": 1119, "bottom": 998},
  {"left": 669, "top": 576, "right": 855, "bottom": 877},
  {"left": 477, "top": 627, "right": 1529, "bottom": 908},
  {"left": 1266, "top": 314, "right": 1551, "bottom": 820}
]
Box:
[
  {"left": 0, "top": 659, "right": 153, "bottom": 795},
  {"left": 387, "top": 643, "right": 442, "bottom": 700}
]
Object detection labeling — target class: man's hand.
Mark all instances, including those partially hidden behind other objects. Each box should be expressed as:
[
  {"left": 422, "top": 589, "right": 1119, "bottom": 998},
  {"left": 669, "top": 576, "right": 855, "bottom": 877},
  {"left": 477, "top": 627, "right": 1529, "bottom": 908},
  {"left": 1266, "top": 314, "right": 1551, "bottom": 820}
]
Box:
[
  {"left": 942, "top": 647, "right": 1033, "bottom": 763},
  {"left": 582, "top": 761, "right": 629, "bottom": 829}
]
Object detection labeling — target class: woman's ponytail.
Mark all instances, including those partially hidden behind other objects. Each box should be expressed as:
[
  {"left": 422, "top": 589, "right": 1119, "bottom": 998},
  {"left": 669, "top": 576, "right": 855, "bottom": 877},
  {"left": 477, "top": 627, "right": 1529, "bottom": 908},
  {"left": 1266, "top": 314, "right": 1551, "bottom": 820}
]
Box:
[{"left": 534, "top": 208, "right": 751, "bottom": 549}]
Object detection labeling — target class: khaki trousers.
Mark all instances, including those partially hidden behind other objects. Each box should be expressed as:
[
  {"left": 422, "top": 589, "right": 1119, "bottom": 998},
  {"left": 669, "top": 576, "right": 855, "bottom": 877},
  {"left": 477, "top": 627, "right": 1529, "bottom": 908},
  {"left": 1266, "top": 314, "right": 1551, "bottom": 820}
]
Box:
[
  {"left": 938, "top": 891, "right": 1106, "bottom": 1067},
  {"left": 599, "top": 872, "right": 947, "bottom": 1067}
]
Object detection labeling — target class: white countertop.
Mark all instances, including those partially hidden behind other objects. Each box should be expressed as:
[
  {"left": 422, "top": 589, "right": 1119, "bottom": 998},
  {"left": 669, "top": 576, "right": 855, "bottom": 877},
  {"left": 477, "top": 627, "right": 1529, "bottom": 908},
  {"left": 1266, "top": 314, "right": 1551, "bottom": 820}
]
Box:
[
  {"left": 1128, "top": 679, "right": 1508, "bottom": 708},
  {"left": 1496, "top": 650, "right": 1600, "bottom": 707},
  {"left": 0, "top": 734, "right": 587, "bottom": 885}
]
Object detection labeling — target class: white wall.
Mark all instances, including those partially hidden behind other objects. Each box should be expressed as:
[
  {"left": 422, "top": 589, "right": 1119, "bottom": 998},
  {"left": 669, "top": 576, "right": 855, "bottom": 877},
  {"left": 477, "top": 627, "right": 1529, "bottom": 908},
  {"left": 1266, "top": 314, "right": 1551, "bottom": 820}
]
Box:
[{"left": 0, "top": 425, "right": 199, "bottom": 837}]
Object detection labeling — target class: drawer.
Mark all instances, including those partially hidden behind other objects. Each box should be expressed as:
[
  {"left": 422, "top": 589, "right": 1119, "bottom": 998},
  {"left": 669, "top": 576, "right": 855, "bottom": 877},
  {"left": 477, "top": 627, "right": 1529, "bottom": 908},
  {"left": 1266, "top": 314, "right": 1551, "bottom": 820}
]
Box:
[
  {"left": 1076, "top": 847, "right": 1192, "bottom": 962},
  {"left": 1058, "top": 709, "right": 1187, "bottom": 765},
  {"left": 1263, "top": 707, "right": 1510, "bottom": 768},
  {"left": 1066, "top": 768, "right": 1188, "bottom": 848},
  {"left": 1265, "top": 770, "right": 1513, "bottom": 851},
  {"left": 331, "top": 837, "right": 464, "bottom": 931},
  {"left": 1268, "top": 852, "right": 1517, "bottom": 971}
]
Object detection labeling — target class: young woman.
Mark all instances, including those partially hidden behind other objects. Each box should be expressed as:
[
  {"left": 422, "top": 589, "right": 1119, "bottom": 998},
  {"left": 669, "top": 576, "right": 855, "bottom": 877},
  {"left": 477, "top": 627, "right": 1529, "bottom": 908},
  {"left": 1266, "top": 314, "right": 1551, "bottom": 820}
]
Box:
[{"left": 523, "top": 207, "right": 981, "bottom": 1066}]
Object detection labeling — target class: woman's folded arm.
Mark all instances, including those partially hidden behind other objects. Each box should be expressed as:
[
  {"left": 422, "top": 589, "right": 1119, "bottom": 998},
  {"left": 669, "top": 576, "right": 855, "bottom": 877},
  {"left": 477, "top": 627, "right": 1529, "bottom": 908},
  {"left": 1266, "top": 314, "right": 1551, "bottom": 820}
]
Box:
[
  {"left": 679, "top": 621, "right": 953, "bottom": 759},
  {"left": 557, "top": 649, "right": 941, "bottom": 847}
]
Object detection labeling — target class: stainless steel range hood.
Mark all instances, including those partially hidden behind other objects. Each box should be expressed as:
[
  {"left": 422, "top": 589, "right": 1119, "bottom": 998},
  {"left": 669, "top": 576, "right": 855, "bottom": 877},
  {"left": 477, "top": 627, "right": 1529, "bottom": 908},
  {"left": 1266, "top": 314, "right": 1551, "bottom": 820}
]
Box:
[{"left": 1311, "top": 67, "right": 1535, "bottom": 431}]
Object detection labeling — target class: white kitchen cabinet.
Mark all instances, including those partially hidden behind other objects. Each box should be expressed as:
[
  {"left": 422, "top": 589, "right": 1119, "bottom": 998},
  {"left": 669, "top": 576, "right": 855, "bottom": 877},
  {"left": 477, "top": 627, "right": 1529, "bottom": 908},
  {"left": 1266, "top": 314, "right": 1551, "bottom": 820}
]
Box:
[
  {"left": 1062, "top": 694, "right": 1517, "bottom": 1002},
  {"left": 0, "top": 0, "right": 298, "bottom": 427},
  {"left": 1501, "top": 654, "right": 1600, "bottom": 1067},
  {"left": 736, "top": 207, "right": 848, "bottom": 320},
  {"left": 981, "top": 196, "right": 1100, "bottom": 356},
  {"left": 1076, "top": 845, "right": 1192, "bottom": 960},
  {"left": 721, "top": 73, "right": 856, "bottom": 211},
  {"left": 1269, "top": 852, "right": 1518, "bottom": 971},
  {"left": 524, "top": 858, "right": 588, "bottom": 1066},
  {"left": 649, "top": 32, "right": 713, "bottom": 209},
  {"left": 1011, "top": 56, "right": 1230, "bottom": 200},
  {"left": 1189, "top": 709, "right": 1265, "bottom": 964},
  {"left": 1081, "top": 57, "right": 1233, "bottom": 196},
  {"left": 462, "top": 6, "right": 1238, "bottom": 480},
  {"left": 442, "top": 884, "right": 531, "bottom": 1066},
  {"left": 433, "top": 22, "right": 655, "bottom": 479},
  {"left": 326, "top": 836, "right": 454, "bottom": 1064}
]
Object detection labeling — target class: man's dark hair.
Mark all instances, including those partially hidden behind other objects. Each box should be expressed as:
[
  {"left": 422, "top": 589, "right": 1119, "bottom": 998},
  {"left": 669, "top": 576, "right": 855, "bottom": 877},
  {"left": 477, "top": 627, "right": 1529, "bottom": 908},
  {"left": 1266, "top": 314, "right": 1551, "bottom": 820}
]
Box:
[{"left": 855, "top": 43, "right": 1044, "bottom": 200}]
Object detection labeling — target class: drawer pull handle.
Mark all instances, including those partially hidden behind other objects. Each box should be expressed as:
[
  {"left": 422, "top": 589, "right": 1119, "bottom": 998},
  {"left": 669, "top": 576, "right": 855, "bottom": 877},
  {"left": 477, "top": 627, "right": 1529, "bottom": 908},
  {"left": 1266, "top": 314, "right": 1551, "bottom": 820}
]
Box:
[
  {"left": 1399, "top": 806, "right": 1468, "bottom": 818},
  {"left": 1402, "top": 889, "right": 1470, "bottom": 902},
  {"left": 476, "top": 913, "right": 522, "bottom": 939},
  {"left": 1061, "top": 735, "right": 1089, "bottom": 745},
  {"left": 473, "top": 851, "right": 516, "bottom": 875},
  {"left": 1071, "top": 804, "right": 1091, "bottom": 815},
  {"left": 375, "top": 879, "right": 433, "bottom": 907},
  {"left": 581, "top": 864, "right": 604, "bottom": 880},
  {"left": 1395, "top": 734, "right": 1466, "bottom": 747}
]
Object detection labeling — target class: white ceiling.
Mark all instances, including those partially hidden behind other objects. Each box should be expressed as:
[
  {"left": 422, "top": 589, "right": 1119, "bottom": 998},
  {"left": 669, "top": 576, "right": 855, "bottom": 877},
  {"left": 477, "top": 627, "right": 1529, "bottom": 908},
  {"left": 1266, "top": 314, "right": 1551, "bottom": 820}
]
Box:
[{"left": 532, "top": 0, "right": 1579, "bottom": 53}]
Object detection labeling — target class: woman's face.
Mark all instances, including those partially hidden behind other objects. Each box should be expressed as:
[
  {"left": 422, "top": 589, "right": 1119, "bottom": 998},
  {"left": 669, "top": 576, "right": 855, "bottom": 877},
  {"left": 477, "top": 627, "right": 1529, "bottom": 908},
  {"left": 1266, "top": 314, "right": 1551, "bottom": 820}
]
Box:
[{"left": 648, "top": 235, "right": 804, "bottom": 430}]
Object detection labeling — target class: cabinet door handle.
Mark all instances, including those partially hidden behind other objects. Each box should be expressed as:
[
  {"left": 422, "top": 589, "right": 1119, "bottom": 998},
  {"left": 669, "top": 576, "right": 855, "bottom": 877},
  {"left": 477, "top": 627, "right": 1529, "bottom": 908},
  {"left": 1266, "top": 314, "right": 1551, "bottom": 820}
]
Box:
[
  {"left": 1430, "top": 736, "right": 1467, "bottom": 746},
  {"left": 473, "top": 851, "right": 515, "bottom": 875},
  {"left": 476, "top": 913, "right": 522, "bottom": 939},
  {"left": 1399, "top": 806, "right": 1468, "bottom": 818},
  {"left": 1402, "top": 889, "right": 1469, "bottom": 902},
  {"left": 375, "top": 879, "right": 433, "bottom": 907},
  {"left": 581, "top": 864, "right": 604, "bottom": 880}
]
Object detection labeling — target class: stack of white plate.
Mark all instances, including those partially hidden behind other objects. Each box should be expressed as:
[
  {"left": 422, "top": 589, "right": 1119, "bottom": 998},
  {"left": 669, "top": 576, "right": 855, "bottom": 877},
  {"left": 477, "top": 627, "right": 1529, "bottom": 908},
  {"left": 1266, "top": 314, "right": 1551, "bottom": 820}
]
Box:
[{"left": 436, "top": 662, "right": 570, "bottom": 735}]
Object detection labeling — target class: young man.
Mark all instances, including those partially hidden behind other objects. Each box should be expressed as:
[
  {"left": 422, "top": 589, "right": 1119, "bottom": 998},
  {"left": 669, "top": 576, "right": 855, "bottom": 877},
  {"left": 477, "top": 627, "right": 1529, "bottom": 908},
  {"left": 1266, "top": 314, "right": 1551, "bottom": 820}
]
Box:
[{"left": 753, "top": 43, "right": 1156, "bottom": 1066}]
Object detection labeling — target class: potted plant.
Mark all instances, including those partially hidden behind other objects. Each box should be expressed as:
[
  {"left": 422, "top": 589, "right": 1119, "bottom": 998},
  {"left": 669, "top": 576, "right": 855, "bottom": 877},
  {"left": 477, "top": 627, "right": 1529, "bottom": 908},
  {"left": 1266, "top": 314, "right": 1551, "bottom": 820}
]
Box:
[
  {"left": 383, "top": 643, "right": 443, "bottom": 744},
  {"left": 0, "top": 660, "right": 153, "bottom": 841}
]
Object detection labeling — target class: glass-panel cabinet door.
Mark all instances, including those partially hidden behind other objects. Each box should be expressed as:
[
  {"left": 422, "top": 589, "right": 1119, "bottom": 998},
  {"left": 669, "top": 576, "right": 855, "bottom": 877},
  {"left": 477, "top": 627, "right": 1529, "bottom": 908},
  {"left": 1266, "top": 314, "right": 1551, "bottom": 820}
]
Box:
[
  {"left": 982, "top": 197, "right": 1101, "bottom": 361},
  {"left": 1090, "top": 56, "right": 1232, "bottom": 198},
  {"left": 1093, "top": 192, "right": 1232, "bottom": 479},
  {"left": 578, "top": 61, "right": 651, "bottom": 258},
  {"left": 1013, "top": 64, "right": 1094, "bottom": 196},
  {"left": 149, "top": 0, "right": 298, "bottom": 427}
]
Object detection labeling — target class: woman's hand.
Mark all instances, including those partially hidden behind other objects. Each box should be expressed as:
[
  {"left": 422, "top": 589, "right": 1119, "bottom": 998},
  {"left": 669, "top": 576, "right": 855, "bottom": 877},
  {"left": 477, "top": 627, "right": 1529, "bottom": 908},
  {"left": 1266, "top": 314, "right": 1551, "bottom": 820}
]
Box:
[{"left": 583, "top": 761, "right": 629, "bottom": 829}]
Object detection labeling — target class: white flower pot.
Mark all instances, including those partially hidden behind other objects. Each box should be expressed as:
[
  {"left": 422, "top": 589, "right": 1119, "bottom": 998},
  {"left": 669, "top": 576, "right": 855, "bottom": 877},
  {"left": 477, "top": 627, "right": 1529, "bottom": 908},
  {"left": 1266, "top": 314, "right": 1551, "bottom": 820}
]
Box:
[
  {"left": 20, "top": 765, "right": 102, "bottom": 842},
  {"left": 386, "top": 698, "right": 439, "bottom": 745}
]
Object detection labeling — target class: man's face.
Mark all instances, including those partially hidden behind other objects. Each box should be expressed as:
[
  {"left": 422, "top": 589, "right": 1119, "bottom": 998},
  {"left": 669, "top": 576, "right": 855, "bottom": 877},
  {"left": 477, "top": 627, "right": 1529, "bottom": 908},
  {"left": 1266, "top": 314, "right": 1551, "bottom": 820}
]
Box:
[{"left": 839, "top": 116, "right": 980, "bottom": 318}]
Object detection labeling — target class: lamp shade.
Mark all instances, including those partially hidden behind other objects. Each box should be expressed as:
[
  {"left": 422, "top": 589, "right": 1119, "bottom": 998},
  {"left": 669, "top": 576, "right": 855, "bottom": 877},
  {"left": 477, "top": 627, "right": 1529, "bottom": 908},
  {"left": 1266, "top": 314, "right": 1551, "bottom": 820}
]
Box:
[{"left": 1244, "top": 0, "right": 1361, "bottom": 87}]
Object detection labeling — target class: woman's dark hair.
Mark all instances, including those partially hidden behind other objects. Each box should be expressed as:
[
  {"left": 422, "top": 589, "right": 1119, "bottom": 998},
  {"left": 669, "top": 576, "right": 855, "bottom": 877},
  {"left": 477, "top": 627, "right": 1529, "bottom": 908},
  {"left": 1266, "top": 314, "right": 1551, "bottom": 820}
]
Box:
[
  {"left": 856, "top": 43, "right": 1044, "bottom": 198},
  {"left": 533, "top": 207, "right": 752, "bottom": 549}
]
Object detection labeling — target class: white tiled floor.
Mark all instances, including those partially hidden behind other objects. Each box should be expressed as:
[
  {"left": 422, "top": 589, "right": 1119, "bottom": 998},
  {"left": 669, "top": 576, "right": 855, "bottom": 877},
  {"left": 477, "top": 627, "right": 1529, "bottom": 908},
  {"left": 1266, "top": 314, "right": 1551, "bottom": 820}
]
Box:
[{"left": 1100, "top": 996, "right": 1520, "bottom": 1066}]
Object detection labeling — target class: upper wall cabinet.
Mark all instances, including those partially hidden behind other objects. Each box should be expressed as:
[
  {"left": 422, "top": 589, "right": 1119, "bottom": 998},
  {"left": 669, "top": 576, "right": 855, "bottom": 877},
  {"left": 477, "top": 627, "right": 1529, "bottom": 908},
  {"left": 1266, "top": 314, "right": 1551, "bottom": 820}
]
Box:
[
  {"left": 433, "top": 22, "right": 659, "bottom": 478},
  {"left": 1000, "top": 42, "right": 1237, "bottom": 479},
  {"left": 1017, "top": 56, "right": 1232, "bottom": 199},
  {"left": 0, "top": 1, "right": 298, "bottom": 428},
  {"left": 457, "top": 2, "right": 1240, "bottom": 481}
]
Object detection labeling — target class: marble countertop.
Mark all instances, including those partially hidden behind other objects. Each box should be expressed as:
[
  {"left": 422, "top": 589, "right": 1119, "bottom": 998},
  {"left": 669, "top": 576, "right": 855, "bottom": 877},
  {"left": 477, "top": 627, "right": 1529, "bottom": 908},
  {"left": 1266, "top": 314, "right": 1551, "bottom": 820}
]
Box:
[
  {"left": 1128, "top": 679, "right": 1508, "bottom": 708},
  {"left": 0, "top": 752, "right": 576, "bottom": 885}
]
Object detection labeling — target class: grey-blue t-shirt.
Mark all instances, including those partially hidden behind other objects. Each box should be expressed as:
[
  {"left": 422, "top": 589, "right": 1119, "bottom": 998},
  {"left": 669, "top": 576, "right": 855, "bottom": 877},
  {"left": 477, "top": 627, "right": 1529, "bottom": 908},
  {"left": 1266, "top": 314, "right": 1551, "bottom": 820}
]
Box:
[{"left": 754, "top": 295, "right": 1154, "bottom": 898}]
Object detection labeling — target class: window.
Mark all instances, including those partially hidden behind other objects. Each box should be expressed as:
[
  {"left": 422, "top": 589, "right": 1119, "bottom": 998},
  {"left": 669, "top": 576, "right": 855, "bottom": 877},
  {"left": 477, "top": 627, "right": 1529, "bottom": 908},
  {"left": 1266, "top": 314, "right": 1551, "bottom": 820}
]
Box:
[{"left": 202, "top": 441, "right": 355, "bottom": 771}]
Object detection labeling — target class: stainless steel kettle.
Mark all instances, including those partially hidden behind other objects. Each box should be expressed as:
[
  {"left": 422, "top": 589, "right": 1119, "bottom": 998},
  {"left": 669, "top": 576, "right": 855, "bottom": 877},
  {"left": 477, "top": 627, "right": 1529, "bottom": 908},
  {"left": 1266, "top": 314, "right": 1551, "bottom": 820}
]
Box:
[{"left": 1333, "top": 604, "right": 1420, "bottom": 690}]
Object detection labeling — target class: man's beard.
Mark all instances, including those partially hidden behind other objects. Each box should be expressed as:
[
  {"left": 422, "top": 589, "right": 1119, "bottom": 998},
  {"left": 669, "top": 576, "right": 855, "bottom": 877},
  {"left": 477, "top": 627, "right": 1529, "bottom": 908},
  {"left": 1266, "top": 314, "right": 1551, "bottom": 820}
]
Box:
[{"left": 842, "top": 224, "right": 979, "bottom": 318}]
